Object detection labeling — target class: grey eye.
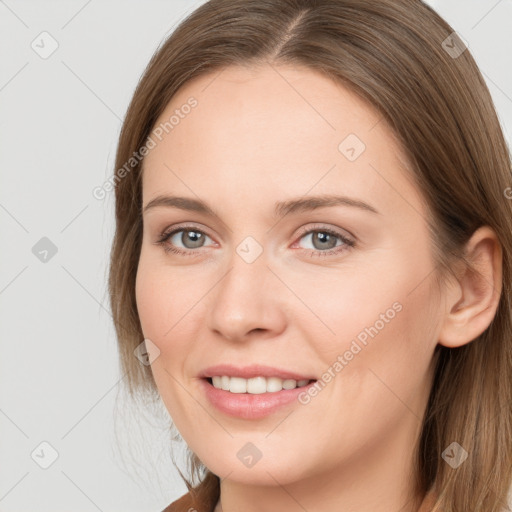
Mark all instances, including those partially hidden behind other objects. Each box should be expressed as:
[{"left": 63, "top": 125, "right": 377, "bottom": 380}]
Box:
[
  {"left": 170, "top": 229, "right": 212, "bottom": 249},
  {"left": 299, "top": 231, "right": 343, "bottom": 251}
]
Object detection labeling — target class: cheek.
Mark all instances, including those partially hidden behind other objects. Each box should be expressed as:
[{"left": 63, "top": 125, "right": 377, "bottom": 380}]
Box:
[
  {"left": 302, "top": 246, "right": 438, "bottom": 399},
  {"left": 135, "top": 254, "right": 206, "bottom": 406},
  {"left": 282, "top": 260, "right": 414, "bottom": 359},
  {"left": 134, "top": 257, "right": 189, "bottom": 401},
  {"left": 135, "top": 251, "right": 200, "bottom": 341},
  {"left": 329, "top": 268, "right": 437, "bottom": 421},
  {"left": 135, "top": 261, "right": 167, "bottom": 339}
]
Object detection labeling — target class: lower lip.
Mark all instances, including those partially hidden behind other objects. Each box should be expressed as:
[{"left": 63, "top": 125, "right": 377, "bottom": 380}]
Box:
[{"left": 200, "top": 378, "right": 317, "bottom": 419}]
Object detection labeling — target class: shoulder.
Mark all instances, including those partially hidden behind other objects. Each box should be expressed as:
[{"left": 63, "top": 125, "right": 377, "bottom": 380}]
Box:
[
  {"left": 161, "top": 490, "right": 196, "bottom": 512},
  {"left": 161, "top": 472, "right": 220, "bottom": 512}
]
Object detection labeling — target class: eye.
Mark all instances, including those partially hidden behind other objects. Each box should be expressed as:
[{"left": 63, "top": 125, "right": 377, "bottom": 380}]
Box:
[
  {"left": 292, "top": 224, "right": 355, "bottom": 257},
  {"left": 154, "top": 223, "right": 355, "bottom": 258},
  {"left": 155, "top": 225, "right": 215, "bottom": 256}
]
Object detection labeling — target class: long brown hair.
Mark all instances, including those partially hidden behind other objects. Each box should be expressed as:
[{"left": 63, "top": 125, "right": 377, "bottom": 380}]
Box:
[{"left": 108, "top": 1, "right": 512, "bottom": 509}]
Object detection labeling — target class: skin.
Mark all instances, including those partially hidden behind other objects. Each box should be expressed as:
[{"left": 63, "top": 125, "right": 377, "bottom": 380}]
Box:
[{"left": 135, "top": 63, "right": 502, "bottom": 512}]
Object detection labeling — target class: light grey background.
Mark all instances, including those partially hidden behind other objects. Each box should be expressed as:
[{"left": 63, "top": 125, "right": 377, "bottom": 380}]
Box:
[{"left": 1, "top": 1, "right": 511, "bottom": 511}]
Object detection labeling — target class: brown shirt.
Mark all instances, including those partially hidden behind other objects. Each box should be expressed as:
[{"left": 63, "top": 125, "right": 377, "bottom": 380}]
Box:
[{"left": 161, "top": 472, "right": 437, "bottom": 512}]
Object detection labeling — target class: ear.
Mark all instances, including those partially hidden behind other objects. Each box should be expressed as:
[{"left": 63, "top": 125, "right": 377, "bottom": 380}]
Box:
[{"left": 438, "top": 226, "right": 503, "bottom": 348}]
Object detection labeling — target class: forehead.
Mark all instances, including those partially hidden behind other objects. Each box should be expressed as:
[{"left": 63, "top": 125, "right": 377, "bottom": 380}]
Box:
[{"left": 141, "top": 64, "right": 425, "bottom": 220}]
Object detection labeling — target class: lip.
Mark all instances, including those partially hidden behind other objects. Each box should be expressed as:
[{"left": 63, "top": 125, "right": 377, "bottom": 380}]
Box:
[
  {"left": 198, "top": 364, "right": 318, "bottom": 420},
  {"left": 198, "top": 364, "right": 316, "bottom": 381},
  {"left": 199, "top": 377, "right": 317, "bottom": 419}
]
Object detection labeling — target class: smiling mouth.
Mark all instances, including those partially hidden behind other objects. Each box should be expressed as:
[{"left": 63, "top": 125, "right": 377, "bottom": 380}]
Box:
[{"left": 205, "top": 376, "right": 316, "bottom": 394}]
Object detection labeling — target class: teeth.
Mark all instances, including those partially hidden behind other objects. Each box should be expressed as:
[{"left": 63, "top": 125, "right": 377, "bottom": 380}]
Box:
[
  {"left": 220, "top": 376, "right": 230, "bottom": 391},
  {"left": 210, "top": 376, "right": 311, "bottom": 393},
  {"left": 266, "top": 377, "right": 284, "bottom": 393},
  {"left": 247, "top": 376, "right": 266, "bottom": 394},
  {"left": 283, "top": 379, "right": 298, "bottom": 390},
  {"left": 230, "top": 377, "right": 247, "bottom": 393}
]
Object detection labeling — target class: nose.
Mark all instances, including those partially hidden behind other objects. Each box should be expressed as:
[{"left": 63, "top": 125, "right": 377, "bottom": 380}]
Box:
[{"left": 206, "top": 252, "right": 287, "bottom": 342}]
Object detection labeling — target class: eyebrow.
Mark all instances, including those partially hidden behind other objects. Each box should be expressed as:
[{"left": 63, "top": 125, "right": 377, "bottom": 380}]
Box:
[{"left": 142, "top": 194, "right": 380, "bottom": 218}]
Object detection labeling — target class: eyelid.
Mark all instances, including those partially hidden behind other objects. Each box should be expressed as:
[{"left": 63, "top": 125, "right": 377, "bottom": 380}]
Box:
[
  {"left": 161, "top": 222, "right": 216, "bottom": 241},
  {"left": 293, "top": 222, "right": 356, "bottom": 243},
  {"left": 156, "top": 221, "right": 356, "bottom": 256},
  {"left": 159, "top": 222, "right": 355, "bottom": 242}
]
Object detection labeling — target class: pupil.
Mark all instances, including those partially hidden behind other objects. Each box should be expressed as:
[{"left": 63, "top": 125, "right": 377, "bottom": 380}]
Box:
[
  {"left": 184, "top": 230, "right": 204, "bottom": 248},
  {"left": 314, "top": 232, "right": 336, "bottom": 249}
]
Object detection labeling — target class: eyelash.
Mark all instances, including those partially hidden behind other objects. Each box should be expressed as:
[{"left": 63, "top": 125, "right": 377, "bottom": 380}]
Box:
[{"left": 154, "top": 223, "right": 355, "bottom": 258}]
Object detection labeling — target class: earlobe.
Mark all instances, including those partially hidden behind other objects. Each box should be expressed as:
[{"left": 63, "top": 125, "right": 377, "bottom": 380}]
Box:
[{"left": 438, "top": 226, "right": 503, "bottom": 349}]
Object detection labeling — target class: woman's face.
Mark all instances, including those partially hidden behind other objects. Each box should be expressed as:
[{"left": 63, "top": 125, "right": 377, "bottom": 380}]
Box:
[{"left": 136, "top": 64, "right": 442, "bottom": 488}]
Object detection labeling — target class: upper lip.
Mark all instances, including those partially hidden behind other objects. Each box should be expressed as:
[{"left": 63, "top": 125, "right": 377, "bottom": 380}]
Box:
[{"left": 199, "top": 364, "right": 316, "bottom": 381}]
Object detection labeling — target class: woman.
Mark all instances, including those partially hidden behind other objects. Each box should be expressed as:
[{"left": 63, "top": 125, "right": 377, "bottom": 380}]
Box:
[{"left": 108, "top": 0, "right": 512, "bottom": 510}]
